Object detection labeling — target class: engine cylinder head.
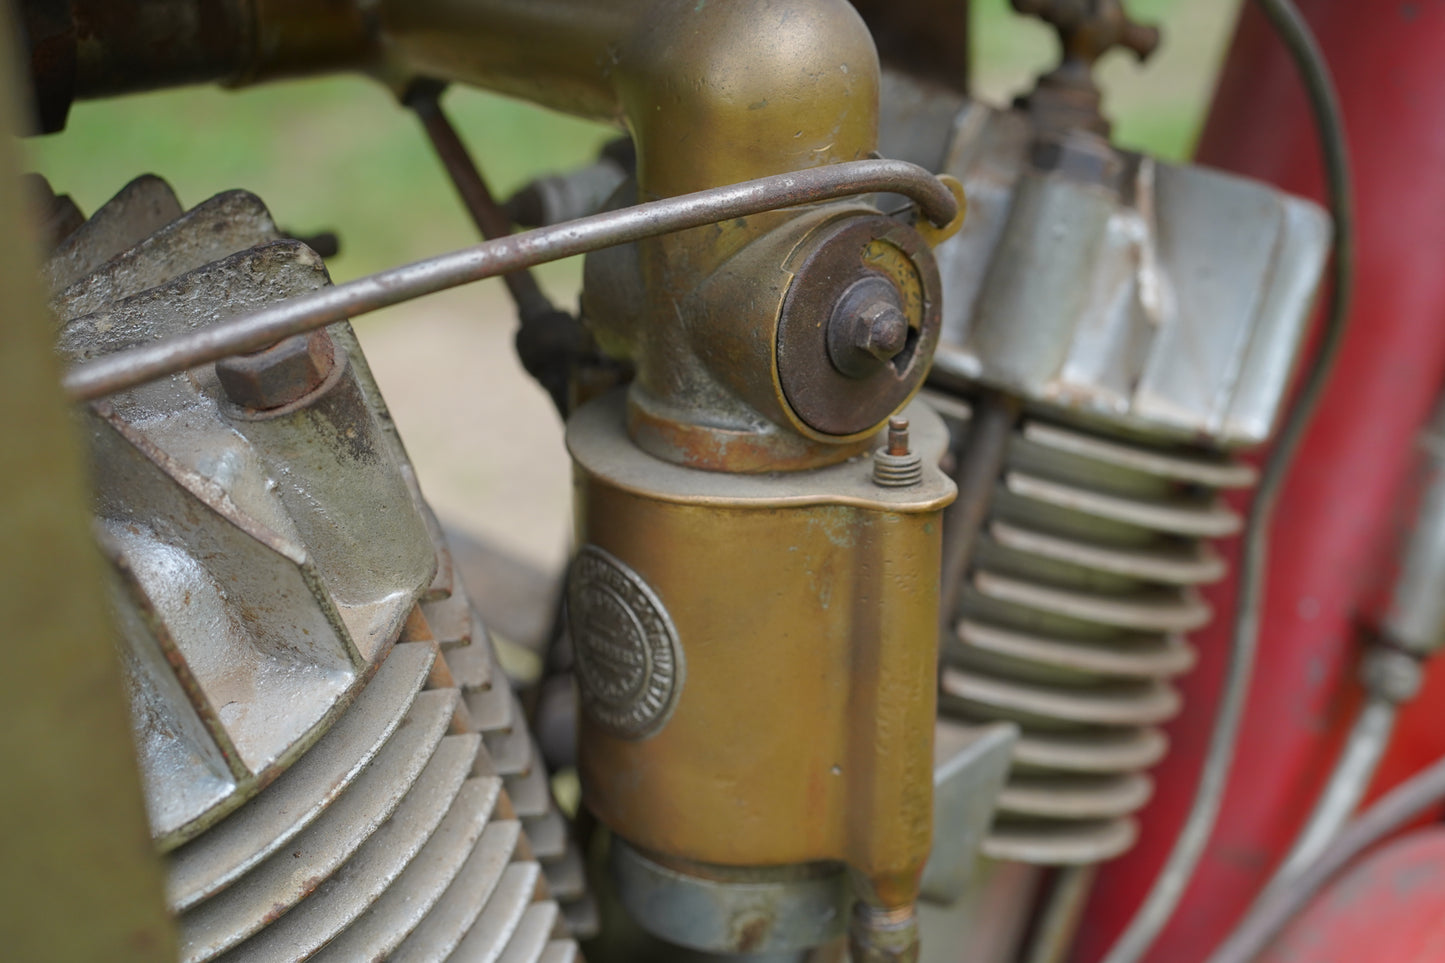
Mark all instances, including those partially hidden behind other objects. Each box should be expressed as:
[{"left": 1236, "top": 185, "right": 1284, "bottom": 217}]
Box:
[{"left": 45, "top": 175, "right": 591, "bottom": 960}]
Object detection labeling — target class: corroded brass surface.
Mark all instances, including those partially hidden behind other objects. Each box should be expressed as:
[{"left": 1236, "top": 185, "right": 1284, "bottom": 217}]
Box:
[
  {"left": 567, "top": 392, "right": 955, "bottom": 911},
  {"left": 370, "top": 0, "right": 913, "bottom": 466}
]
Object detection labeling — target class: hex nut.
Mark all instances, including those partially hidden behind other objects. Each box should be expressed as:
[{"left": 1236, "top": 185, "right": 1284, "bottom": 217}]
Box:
[
  {"left": 826, "top": 276, "right": 913, "bottom": 380},
  {"left": 216, "top": 329, "right": 336, "bottom": 411},
  {"left": 860, "top": 302, "right": 910, "bottom": 360}
]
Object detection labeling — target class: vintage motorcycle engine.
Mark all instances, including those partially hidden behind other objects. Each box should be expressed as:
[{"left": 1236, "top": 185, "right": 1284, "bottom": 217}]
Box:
[{"left": 5, "top": 0, "right": 1346, "bottom": 961}]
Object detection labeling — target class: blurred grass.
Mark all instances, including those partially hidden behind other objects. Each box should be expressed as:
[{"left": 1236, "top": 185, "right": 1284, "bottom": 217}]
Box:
[
  {"left": 24, "top": 0, "right": 1240, "bottom": 285},
  {"left": 25, "top": 81, "right": 615, "bottom": 284},
  {"left": 971, "top": 0, "right": 1241, "bottom": 159}
]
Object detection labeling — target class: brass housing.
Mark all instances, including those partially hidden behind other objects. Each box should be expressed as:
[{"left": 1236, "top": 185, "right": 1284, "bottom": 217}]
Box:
[
  {"left": 373, "top": 0, "right": 917, "bottom": 469},
  {"left": 567, "top": 392, "right": 955, "bottom": 912}
]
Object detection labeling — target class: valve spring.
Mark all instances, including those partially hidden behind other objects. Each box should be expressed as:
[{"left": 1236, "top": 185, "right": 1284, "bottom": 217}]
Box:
[{"left": 939, "top": 411, "right": 1255, "bottom": 865}]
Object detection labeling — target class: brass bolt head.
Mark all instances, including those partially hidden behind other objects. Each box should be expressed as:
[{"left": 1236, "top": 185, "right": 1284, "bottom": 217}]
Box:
[{"left": 216, "top": 330, "right": 336, "bottom": 411}]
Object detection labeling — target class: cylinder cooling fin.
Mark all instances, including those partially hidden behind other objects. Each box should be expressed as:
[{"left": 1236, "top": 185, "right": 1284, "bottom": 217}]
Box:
[
  {"left": 42, "top": 174, "right": 591, "bottom": 962},
  {"left": 934, "top": 399, "right": 1256, "bottom": 865},
  {"left": 902, "top": 70, "right": 1328, "bottom": 873}
]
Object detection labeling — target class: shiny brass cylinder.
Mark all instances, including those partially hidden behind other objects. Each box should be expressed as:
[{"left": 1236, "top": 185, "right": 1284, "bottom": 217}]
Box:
[{"left": 566, "top": 392, "right": 955, "bottom": 925}]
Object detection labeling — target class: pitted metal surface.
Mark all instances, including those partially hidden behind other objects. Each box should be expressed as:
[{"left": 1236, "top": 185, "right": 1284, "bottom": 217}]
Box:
[
  {"left": 177, "top": 701, "right": 466, "bottom": 961},
  {"left": 57, "top": 206, "right": 437, "bottom": 842},
  {"left": 451, "top": 861, "right": 545, "bottom": 961},
  {"left": 44, "top": 173, "right": 183, "bottom": 292},
  {"left": 165, "top": 642, "right": 437, "bottom": 911},
  {"left": 390, "top": 821, "right": 525, "bottom": 961},
  {"left": 52, "top": 189, "right": 281, "bottom": 320},
  {"left": 46, "top": 177, "right": 586, "bottom": 961},
  {"left": 929, "top": 100, "right": 1330, "bottom": 447}
]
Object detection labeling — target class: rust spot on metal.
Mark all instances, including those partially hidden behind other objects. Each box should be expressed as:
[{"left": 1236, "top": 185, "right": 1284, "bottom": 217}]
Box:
[
  {"left": 733, "top": 912, "right": 774, "bottom": 953},
  {"left": 215, "top": 329, "right": 336, "bottom": 412},
  {"left": 628, "top": 398, "right": 870, "bottom": 473}
]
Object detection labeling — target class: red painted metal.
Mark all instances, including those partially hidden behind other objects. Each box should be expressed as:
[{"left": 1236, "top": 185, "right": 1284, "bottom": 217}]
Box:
[
  {"left": 1257, "top": 828, "right": 1445, "bottom": 963},
  {"left": 1073, "top": 3, "right": 1445, "bottom": 961}
]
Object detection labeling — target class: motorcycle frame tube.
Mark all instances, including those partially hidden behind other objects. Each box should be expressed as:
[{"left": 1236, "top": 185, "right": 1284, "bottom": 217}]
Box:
[{"left": 1077, "top": 3, "right": 1445, "bottom": 961}]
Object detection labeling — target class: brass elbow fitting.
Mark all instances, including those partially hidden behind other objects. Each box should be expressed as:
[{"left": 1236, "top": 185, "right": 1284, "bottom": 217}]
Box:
[
  {"left": 375, "top": 0, "right": 879, "bottom": 197},
  {"left": 373, "top": 0, "right": 942, "bottom": 470}
]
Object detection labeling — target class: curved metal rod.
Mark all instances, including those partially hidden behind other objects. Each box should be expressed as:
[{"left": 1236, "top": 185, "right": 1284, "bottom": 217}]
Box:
[
  {"left": 61, "top": 159, "right": 958, "bottom": 403},
  {"left": 1098, "top": 0, "right": 1356, "bottom": 960},
  {"left": 1207, "top": 749, "right": 1445, "bottom": 963},
  {"left": 1262, "top": 695, "right": 1396, "bottom": 893}
]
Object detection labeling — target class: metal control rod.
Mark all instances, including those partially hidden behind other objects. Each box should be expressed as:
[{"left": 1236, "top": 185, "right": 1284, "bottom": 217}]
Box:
[
  {"left": 406, "top": 82, "right": 583, "bottom": 415},
  {"left": 406, "top": 83, "right": 555, "bottom": 318},
  {"left": 938, "top": 392, "right": 1020, "bottom": 636},
  {"left": 61, "top": 159, "right": 958, "bottom": 403}
]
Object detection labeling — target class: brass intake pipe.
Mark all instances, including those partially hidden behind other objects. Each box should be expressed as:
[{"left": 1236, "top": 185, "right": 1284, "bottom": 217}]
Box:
[{"left": 375, "top": 0, "right": 946, "bottom": 469}]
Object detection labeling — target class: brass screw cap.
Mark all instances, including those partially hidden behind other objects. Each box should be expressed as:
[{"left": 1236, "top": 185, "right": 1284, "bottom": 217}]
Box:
[{"left": 873, "top": 416, "right": 923, "bottom": 487}]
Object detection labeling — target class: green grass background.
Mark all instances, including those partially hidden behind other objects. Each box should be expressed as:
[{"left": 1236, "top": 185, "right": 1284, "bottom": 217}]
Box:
[{"left": 24, "top": 0, "right": 1240, "bottom": 285}]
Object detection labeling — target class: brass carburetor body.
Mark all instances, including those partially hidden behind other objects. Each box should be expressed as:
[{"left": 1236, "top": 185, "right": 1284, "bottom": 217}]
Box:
[
  {"left": 528, "top": 5, "right": 959, "bottom": 954},
  {"left": 568, "top": 393, "right": 952, "bottom": 955}
]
